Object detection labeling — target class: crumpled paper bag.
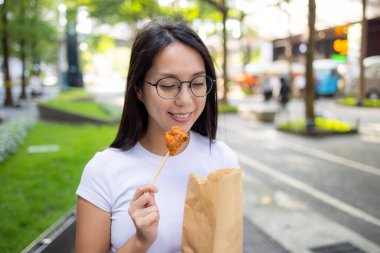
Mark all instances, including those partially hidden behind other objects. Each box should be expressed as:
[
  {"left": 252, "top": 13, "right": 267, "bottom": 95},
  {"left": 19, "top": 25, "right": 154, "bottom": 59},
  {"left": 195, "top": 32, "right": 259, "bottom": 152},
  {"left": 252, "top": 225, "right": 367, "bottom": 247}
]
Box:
[{"left": 181, "top": 168, "right": 243, "bottom": 253}]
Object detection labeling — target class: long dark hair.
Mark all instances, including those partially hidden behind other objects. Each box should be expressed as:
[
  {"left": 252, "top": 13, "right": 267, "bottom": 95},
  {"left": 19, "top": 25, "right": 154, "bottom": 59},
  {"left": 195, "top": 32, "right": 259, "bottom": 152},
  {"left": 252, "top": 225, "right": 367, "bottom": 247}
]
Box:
[{"left": 110, "top": 20, "right": 218, "bottom": 151}]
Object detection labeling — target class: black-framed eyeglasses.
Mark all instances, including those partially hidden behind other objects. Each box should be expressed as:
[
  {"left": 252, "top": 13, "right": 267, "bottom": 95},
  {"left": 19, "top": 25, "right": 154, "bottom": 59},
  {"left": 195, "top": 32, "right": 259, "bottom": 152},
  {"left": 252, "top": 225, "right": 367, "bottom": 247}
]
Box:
[{"left": 145, "top": 75, "right": 215, "bottom": 99}]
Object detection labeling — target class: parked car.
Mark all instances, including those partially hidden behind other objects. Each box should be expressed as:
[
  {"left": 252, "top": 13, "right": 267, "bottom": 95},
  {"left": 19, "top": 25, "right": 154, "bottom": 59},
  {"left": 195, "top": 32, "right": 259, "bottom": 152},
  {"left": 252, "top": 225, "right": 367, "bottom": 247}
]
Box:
[{"left": 346, "top": 56, "right": 380, "bottom": 99}]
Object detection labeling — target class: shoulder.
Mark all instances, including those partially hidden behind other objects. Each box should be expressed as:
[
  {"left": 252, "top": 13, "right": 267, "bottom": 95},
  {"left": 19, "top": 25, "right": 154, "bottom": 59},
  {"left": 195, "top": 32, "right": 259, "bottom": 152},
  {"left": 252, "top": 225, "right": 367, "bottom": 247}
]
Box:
[
  {"left": 86, "top": 147, "right": 122, "bottom": 167},
  {"left": 77, "top": 147, "right": 141, "bottom": 211},
  {"left": 81, "top": 147, "right": 135, "bottom": 181}
]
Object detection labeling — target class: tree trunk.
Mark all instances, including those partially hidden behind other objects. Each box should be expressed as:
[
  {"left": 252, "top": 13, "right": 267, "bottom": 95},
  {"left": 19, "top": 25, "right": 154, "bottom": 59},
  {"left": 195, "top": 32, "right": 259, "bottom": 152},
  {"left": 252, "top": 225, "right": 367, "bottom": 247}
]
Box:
[
  {"left": 305, "top": 0, "right": 316, "bottom": 132},
  {"left": 221, "top": 2, "right": 228, "bottom": 104},
  {"left": 358, "top": 0, "right": 367, "bottom": 105},
  {"left": 19, "top": 0, "right": 27, "bottom": 100},
  {"left": 2, "top": 0, "right": 14, "bottom": 107},
  {"left": 19, "top": 39, "right": 27, "bottom": 99},
  {"left": 203, "top": 0, "right": 229, "bottom": 104},
  {"left": 31, "top": 0, "right": 41, "bottom": 77},
  {"left": 287, "top": 12, "right": 293, "bottom": 90}
]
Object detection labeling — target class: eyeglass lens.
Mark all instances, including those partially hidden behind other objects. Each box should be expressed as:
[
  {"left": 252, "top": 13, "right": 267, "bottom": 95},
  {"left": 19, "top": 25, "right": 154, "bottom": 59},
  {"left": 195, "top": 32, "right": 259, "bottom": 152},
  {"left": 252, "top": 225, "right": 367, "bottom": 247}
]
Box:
[{"left": 156, "top": 76, "right": 212, "bottom": 99}]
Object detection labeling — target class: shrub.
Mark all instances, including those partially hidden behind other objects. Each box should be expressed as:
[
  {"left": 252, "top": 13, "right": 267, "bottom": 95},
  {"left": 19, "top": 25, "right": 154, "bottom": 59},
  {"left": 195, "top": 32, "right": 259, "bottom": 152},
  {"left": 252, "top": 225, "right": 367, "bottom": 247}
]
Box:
[{"left": 0, "top": 118, "right": 35, "bottom": 163}]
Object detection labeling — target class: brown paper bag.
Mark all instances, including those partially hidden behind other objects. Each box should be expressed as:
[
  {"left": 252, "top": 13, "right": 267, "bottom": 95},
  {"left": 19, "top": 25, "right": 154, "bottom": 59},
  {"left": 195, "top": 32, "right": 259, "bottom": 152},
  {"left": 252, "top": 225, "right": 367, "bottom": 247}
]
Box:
[{"left": 181, "top": 168, "right": 243, "bottom": 253}]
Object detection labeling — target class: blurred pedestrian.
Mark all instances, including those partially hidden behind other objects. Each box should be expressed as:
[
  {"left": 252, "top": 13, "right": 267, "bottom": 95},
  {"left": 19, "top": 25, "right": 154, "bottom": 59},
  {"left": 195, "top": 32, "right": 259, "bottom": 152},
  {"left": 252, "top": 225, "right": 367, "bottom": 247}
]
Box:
[
  {"left": 29, "top": 73, "right": 42, "bottom": 97},
  {"left": 75, "top": 20, "right": 240, "bottom": 253},
  {"left": 270, "top": 74, "right": 281, "bottom": 98},
  {"left": 294, "top": 74, "right": 305, "bottom": 98},
  {"left": 278, "top": 77, "right": 291, "bottom": 120},
  {"left": 261, "top": 73, "right": 272, "bottom": 101}
]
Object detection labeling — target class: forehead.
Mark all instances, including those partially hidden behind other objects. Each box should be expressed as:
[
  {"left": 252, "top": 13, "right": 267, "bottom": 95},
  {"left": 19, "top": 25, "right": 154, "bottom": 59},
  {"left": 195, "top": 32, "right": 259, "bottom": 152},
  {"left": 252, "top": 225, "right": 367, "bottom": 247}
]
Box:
[{"left": 149, "top": 41, "right": 205, "bottom": 77}]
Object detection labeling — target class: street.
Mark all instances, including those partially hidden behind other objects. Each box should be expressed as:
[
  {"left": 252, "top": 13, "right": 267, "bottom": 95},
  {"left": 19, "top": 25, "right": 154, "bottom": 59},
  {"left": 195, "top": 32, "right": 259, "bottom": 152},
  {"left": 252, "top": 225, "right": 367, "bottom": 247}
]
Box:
[{"left": 218, "top": 98, "right": 380, "bottom": 252}]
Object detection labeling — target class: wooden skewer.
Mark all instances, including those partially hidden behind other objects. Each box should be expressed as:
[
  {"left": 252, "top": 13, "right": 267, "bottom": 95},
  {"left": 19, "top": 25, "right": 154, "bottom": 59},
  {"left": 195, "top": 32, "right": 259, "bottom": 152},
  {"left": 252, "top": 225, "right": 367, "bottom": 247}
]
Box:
[{"left": 151, "top": 151, "right": 170, "bottom": 185}]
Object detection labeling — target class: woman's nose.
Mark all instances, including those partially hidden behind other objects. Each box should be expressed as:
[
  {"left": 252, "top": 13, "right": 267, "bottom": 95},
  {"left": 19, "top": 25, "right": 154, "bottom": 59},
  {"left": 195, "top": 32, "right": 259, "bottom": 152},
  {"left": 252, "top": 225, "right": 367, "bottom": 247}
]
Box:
[{"left": 175, "top": 84, "right": 193, "bottom": 105}]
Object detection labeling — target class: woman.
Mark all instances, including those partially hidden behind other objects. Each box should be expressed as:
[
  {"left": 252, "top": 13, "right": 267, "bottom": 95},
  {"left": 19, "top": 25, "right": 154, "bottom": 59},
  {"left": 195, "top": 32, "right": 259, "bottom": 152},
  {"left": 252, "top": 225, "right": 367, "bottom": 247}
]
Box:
[{"left": 76, "top": 20, "right": 239, "bottom": 253}]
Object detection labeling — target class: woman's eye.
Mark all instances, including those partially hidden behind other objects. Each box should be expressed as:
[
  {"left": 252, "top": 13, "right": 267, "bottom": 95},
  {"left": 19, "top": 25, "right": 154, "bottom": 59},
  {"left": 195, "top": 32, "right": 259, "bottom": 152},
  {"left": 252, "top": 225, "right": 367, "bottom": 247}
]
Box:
[
  {"left": 191, "top": 82, "right": 205, "bottom": 89},
  {"left": 159, "top": 84, "right": 176, "bottom": 91}
]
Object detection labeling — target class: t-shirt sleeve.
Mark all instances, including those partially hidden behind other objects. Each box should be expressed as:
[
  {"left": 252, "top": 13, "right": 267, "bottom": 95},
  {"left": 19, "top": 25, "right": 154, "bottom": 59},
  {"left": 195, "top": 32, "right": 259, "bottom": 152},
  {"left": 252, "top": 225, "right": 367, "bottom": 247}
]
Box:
[
  {"left": 76, "top": 153, "right": 112, "bottom": 212},
  {"left": 218, "top": 141, "right": 240, "bottom": 169}
]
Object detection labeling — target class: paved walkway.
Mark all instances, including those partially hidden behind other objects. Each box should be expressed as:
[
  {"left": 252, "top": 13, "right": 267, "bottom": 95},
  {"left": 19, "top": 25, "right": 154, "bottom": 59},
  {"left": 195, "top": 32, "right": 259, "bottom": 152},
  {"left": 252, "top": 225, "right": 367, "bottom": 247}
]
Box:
[
  {"left": 244, "top": 216, "right": 290, "bottom": 253},
  {"left": 0, "top": 86, "right": 59, "bottom": 122},
  {"left": 0, "top": 99, "right": 39, "bottom": 122}
]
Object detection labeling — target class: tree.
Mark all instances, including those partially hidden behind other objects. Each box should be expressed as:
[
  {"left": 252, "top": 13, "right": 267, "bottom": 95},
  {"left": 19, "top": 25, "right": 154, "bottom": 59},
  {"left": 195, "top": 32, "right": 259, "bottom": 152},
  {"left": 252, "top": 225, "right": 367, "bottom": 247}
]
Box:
[
  {"left": 203, "top": 0, "right": 229, "bottom": 104},
  {"left": 274, "top": 0, "right": 293, "bottom": 87},
  {"left": 305, "top": 0, "right": 315, "bottom": 131},
  {"left": 1, "top": 0, "right": 13, "bottom": 106},
  {"left": 358, "top": 0, "right": 367, "bottom": 106},
  {"left": 80, "top": 0, "right": 161, "bottom": 25},
  {"left": 28, "top": 0, "right": 60, "bottom": 77},
  {"left": 1, "top": 0, "right": 60, "bottom": 103},
  {"left": 12, "top": 0, "right": 28, "bottom": 99}
]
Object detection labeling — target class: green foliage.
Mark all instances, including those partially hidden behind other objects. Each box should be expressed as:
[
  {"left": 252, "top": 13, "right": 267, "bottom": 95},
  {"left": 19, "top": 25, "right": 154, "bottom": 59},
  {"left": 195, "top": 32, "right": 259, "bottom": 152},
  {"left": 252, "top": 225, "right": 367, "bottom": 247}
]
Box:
[
  {"left": 0, "top": 122, "right": 117, "bottom": 253},
  {"left": 0, "top": 118, "right": 36, "bottom": 163},
  {"left": 337, "top": 97, "right": 380, "bottom": 107},
  {"left": 80, "top": 0, "right": 160, "bottom": 24},
  {"left": 92, "top": 35, "right": 116, "bottom": 53},
  {"left": 277, "top": 117, "right": 354, "bottom": 133},
  {"left": 1, "top": 0, "right": 60, "bottom": 63},
  {"left": 159, "top": 3, "right": 200, "bottom": 22},
  {"left": 218, "top": 103, "right": 238, "bottom": 113},
  {"left": 40, "top": 88, "right": 121, "bottom": 121},
  {"left": 79, "top": 0, "right": 227, "bottom": 25},
  {"left": 197, "top": 1, "right": 222, "bottom": 22}
]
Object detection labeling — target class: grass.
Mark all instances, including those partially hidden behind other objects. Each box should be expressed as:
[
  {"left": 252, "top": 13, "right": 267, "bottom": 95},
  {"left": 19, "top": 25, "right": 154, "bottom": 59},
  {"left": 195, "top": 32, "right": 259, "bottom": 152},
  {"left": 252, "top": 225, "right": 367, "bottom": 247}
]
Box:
[
  {"left": 0, "top": 122, "right": 117, "bottom": 253},
  {"left": 218, "top": 103, "right": 238, "bottom": 113},
  {"left": 40, "top": 88, "right": 121, "bottom": 121},
  {"left": 277, "top": 117, "right": 355, "bottom": 134},
  {"left": 337, "top": 97, "right": 380, "bottom": 107}
]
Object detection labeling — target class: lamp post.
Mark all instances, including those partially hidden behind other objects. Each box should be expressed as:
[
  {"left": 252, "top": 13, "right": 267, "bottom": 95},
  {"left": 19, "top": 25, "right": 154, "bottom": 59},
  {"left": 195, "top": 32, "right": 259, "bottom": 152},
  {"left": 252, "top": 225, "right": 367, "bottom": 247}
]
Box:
[
  {"left": 1, "top": 0, "right": 14, "bottom": 106},
  {"left": 65, "top": 8, "right": 83, "bottom": 88}
]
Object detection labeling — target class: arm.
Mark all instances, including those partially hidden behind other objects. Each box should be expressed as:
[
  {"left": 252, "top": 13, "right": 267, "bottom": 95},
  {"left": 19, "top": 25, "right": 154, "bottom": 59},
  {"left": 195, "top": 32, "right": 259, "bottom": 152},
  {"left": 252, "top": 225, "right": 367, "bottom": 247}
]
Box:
[
  {"left": 76, "top": 185, "right": 159, "bottom": 253},
  {"left": 117, "top": 185, "right": 160, "bottom": 253},
  {"left": 76, "top": 197, "right": 111, "bottom": 253}
]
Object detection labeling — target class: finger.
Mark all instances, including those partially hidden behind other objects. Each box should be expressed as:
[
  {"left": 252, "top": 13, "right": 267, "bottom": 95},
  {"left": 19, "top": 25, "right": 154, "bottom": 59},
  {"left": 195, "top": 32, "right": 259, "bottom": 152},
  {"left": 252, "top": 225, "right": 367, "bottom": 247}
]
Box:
[
  {"left": 132, "top": 205, "right": 158, "bottom": 219},
  {"left": 135, "top": 211, "right": 159, "bottom": 228},
  {"left": 131, "top": 190, "right": 159, "bottom": 210},
  {"left": 130, "top": 192, "right": 151, "bottom": 210},
  {"left": 131, "top": 185, "right": 159, "bottom": 202},
  {"left": 147, "top": 192, "right": 158, "bottom": 208},
  {"left": 144, "top": 211, "right": 160, "bottom": 226}
]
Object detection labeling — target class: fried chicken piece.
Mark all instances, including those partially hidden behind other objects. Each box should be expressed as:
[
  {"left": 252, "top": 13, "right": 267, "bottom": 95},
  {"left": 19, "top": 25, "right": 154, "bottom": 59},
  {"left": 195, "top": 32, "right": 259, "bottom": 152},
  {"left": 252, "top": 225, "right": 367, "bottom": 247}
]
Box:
[{"left": 165, "top": 126, "right": 189, "bottom": 155}]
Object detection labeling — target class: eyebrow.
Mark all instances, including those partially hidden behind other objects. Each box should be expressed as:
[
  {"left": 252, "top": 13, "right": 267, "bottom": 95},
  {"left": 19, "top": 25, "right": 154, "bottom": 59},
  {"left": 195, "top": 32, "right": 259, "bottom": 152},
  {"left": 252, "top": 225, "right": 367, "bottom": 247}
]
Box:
[{"left": 158, "top": 71, "right": 206, "bottom": 78}]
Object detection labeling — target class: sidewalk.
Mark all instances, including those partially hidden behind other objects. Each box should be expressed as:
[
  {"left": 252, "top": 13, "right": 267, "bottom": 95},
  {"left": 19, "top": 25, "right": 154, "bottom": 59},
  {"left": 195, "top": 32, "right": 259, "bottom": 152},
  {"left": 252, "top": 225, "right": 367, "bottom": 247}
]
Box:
[
  {"left": 241, "top": 168, "right": 380, "bottom": 253},
  {"left": 0, "top": 86, "right": 59, "bottom": 122},
  {"left": 0, "top": 99, "right": 39, "bottom": 122},
  {"left": 244, "top": 216, "right": 290, "bottom": 253}
]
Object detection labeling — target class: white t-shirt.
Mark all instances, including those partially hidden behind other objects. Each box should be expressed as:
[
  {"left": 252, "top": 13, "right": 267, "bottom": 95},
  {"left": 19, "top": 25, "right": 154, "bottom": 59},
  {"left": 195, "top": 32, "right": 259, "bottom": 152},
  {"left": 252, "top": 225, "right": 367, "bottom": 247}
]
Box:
[{"left": 76, "top": 131, "right": 240, "bottom": 253}]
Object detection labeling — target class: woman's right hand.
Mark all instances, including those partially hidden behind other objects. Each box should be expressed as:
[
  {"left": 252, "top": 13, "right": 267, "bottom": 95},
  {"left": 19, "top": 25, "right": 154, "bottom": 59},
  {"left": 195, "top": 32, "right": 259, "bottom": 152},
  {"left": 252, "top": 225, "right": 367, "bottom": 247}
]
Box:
[{"left": 128, "top": 185, "right": 160, "bottom": 248}]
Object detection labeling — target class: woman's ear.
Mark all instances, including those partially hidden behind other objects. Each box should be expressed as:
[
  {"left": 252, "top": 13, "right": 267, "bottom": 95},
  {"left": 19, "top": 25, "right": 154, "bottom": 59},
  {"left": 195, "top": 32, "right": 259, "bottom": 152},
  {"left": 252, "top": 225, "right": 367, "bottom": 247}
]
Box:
[{"left": 136, "top": 86, "right": 143, "bottom": 102}]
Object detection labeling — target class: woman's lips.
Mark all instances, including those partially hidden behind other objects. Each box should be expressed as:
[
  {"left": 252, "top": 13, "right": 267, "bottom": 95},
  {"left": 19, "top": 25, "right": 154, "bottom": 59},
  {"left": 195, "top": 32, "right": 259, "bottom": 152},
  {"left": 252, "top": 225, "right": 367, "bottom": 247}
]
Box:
[{"left": 169, "top": 112, "right": 192, "bottom": 123}]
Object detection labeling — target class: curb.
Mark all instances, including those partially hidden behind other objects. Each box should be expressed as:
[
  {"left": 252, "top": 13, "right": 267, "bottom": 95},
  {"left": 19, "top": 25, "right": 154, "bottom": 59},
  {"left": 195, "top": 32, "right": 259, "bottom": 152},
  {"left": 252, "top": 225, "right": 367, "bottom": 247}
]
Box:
[
  {"left": 21, "top": 210, "right": 76, "bottom": 253},
  {"left": 38, "top": 104, "right": 117, "bottom": 125}
]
